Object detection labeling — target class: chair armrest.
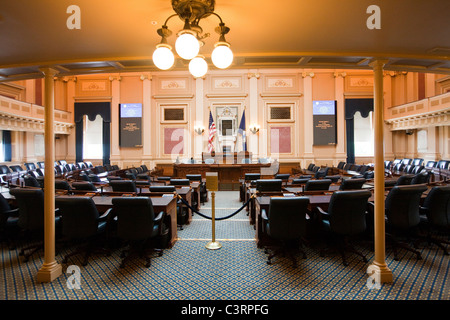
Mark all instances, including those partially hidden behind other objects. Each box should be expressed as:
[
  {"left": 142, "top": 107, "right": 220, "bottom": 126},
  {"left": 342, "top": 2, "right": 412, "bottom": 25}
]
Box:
[
  {"left": 3, "top": 208, "right": 19, "bottom": 217},
  {"left": 261, "top": 209, "right": 268, "bottom": 221},
  {"left": 315, "top": 206, "right": 329, "bottom": 220},
  {"left": 98, "top": 208, "right": 113, "bottom": 222},
  {"left": 154, "top": 210, "right": 166, "bottom": 235}
]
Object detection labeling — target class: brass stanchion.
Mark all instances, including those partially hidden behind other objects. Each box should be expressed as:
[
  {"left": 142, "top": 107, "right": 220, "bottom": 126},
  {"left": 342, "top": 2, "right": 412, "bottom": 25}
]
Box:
[{"left": 205, "top": 172, "right": 221, "bottom": 250}]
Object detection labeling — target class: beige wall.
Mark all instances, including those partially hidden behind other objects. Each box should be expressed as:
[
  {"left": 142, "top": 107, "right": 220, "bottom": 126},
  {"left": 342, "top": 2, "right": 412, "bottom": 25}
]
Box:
[{"left": 1, "top": 68, "right": 449, "bottom": 170}]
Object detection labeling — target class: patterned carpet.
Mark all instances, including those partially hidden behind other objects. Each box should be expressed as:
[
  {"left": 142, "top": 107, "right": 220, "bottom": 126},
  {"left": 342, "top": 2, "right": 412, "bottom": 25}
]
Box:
[{"left": 1, "top": 191, "right": 449, "bottom": 305}]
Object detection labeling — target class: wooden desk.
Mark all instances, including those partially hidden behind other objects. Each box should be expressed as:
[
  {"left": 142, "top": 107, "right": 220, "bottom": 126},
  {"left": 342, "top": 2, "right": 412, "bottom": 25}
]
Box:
[
  {"left": 173, "top": 163, "right": 271, "bottom": 191},
  {"left": 90, "top": 195, "right": 178, "bottom": 248},
  {"left": 140, "top": 186, "right": 193, "bottom": 224}
]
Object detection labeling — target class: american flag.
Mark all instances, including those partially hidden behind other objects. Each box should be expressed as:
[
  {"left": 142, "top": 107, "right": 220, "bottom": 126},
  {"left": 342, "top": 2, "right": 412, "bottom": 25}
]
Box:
[{"left": 208, "top": 111, "right": 216, "bottom": 152}]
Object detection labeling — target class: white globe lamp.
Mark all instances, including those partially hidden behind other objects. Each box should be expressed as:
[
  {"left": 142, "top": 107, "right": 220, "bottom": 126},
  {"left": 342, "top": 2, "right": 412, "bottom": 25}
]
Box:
[
  {"left": 152, "top": 45, "right": 175, "bottom": 70},
  {"left": 211, "top": 42, "right": 233, "bottom": 69},
  {"left": 175, "top": 31, "right": 200, "bottom": 60},
  {"left": 189, "top": 56, "right": 208, "bottom": 78}
]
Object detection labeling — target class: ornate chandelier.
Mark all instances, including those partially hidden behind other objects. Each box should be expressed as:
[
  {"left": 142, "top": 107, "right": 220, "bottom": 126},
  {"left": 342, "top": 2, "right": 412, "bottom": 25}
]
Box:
[{"left": 152, "top": 0, "right": 233, "bottom": 78}]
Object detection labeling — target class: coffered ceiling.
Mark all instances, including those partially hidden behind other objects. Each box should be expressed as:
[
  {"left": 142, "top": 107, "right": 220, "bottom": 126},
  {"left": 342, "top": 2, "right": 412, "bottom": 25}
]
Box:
[{"left": 0, "top": 0, "right": 449, "bottom": 82}]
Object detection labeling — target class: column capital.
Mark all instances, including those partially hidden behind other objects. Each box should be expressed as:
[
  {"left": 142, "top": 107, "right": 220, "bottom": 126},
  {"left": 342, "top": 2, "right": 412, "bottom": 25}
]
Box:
[
  {"left": 369, "top": 59, "right": 389, "bottom": 69},
  {"left": 140, "top": 74, "right": 152, "bottom": 81},
  {"left": 108, "top": 75, "right": 121, "bottom": 81},
  {"left": 39, "top": 67, "right": 59, "bottom": 78},
  {"left": 333, "top": 71, "right": 347, "bottom": 78},
  {"left": 247, "top": 72, "right": 260, "bottom": 79},
  {"left": 302, "top": 72, "right": 315, "bottom": 78}
]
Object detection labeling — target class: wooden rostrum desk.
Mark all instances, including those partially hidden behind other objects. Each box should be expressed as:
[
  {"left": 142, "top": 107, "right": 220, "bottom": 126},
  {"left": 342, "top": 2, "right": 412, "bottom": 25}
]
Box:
[{"left": 173, "top": 163, "right": 272, "bottom": 191}]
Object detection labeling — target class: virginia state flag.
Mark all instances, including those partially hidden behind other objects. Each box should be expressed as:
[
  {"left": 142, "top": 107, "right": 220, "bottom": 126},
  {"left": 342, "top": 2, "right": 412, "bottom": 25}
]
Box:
[{"left": 238, "top": 110, "right": 247, "bottom": 151}]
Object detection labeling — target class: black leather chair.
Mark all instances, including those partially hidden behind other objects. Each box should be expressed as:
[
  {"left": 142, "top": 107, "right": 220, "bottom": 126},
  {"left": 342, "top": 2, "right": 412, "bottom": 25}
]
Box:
[
  {"left": 339, "top": 178, "right": 366, "bottom": 190},
  {"left": 71, "top": 181, "right": 98, "bottom": 192},
  {"left": 244, "top": 173, "right": 261, "bottom": 182},
  {"left": 55, "top": 196, "right": 111, "bottom": 266},
  {"left": 324, "top": 175, "right": 341, "bottom": 183},
  {"left": 307, "top": 163, "right": 315, "bottom": 171},
  {"left": 169, "top": 179, "right": 190, "bottom": 186},
  {"left": 304, "top": 179, "right": 332, "bottom": 191},
  {"left": 0, "top": 193, "right": 19, "bottom": 248},
  {"left": 419, "top": 185, "right": 450, "bottom": 255},
  {"left": 292, "top": 178, "right": 310, "bottom": 185},
  {"left": 256, "top": 179, "right": 282, "bottom": 193},
  {"left": 337, "top": 162, "right": 346, "bottom": 170},
  {"left": 55, "top": 179, "right": 72, "bottom": 191},
  {"left": 410, "top": 171, "right": 431, "bottom": 185},
  {"left": 24, "top": 163, "right": 37, "bottom": 171},
  {"left": 314, "top": 167, "right": 330, "bottom": 179},
  {"left": 112, "top": 197, "right": 167, "bottom": 268},
  {"left": 109, "top": 180, "right": 137, "bottom": 193},
  {"left": 395, "top": 174, "right": 414, "bottom": 185},
  {"left": 261, "top": 196, "right": 310, "bottom": 267},
  {"left": 9, "top": 188, "right": 60, "bottom": 262},
  {"left": 384, "top": 184, "right": 428, "bottom": 261},
  {"left": 316, "top": 190, "right": 371, "bottom": 266},
  {"left": 23, "top": 174, "right": 41, "bottom": 188},
  {"left": 274, "top": 174, "right": 290, "bottom": 182}
]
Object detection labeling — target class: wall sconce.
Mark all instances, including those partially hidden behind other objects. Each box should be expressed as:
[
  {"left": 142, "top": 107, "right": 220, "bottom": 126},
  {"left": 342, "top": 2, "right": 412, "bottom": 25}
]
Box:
[
  {"left": 194, "top": 126, "right": 205, "bottom": 135},
  {"left": 249, "top": 124, "right": 260, "bottom": 134}
]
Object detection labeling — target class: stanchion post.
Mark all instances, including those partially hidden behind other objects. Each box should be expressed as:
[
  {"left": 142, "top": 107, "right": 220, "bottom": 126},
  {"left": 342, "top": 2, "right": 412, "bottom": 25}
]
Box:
[{"left": 205, "top": 172, "right": 221, "bottom": 250}]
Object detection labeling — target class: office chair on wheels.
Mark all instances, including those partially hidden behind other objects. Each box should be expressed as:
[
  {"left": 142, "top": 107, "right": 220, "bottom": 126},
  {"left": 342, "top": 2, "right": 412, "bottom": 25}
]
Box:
[
  {"left": 261, "top": 197, "right": 310, "bottom": 267},
  {"left": 112, "top": 197, "right": 167, "bottom": 268}
]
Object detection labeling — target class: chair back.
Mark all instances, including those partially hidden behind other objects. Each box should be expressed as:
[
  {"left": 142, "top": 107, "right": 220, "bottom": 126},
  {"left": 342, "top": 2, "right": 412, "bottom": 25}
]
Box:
[
  {"left": 112, "top": 197, "right": 157, "bottom": 240},
  {"left": 24, "top": 162, "right": 37, "bottom": 171},
  {"left": 23, "top": 174, "right": 41, "bottom": 188},
  {"left": 55, "top": 196, "right": 100, "bottom": 238},
  {"left": 292, "top": 178, "right": 310, "bottom": 184},
  {"left": 186, "top": 174, "right": 202, "bottom": 182},
  {"left": 245, "top": 173, "right": 260, "bottom": 181},
  {"left": 304, "top": 179, "right": 332, "bottom": 191},
  {"left": 72, "top": 181, "right": 97, "bottom": 191},
  {"left": 55, "top": 179, "right": 71, "bottom": 191},
  {"left": 169, "top": 179, "right": 190, "bottom": 186},
  {"left": 9, "top": 188, "right": 44, "bottom": 231},
  {"left": 327, "top": 190, "right": 371, "bottom": 235},
  {"left": 337, "top": 162, "right": 346, "bottom": 170},
  {"left": 340, "top": 178, "right": 366, "bottom": 190},
  {"left": 395, "top": 174, "right": 414, "bottom": 185},
  {"left": 385, "top": 185, "right": 428, "bottom": 229},
  {"left": 149, "top": 186, "right": 176, "bottom": 193},
  {"left": 422, "top": 185, "right": 450, "bottom": 228},
  {"left": 256, "top": 179, "right": 282, "bottom": 192},
  {"left": 267, "top": 197, "right": 309, "bottom": 239},
  {"left": 109, "top": 180, "right": 137, "bottom": 193},
  {"left": 274, "top": 174, "right": 290, "bottom": 181},
  {"left": 410, "top": 171, "right": 430, "bottom": 185}
]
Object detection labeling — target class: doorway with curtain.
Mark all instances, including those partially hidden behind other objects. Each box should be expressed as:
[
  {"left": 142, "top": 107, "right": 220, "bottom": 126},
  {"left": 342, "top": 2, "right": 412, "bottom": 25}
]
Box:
[
  {"left": 345, "top": 98, "right": 374, "bottom": 164},
  {"left": 74, "top": 102, "right": 111, "bottom": 165}
]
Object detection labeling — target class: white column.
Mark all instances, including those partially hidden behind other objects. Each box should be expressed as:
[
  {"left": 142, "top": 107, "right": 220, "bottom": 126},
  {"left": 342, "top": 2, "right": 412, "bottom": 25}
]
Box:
[
  {"left": 110, "top": 76, "right": 121, "bottom": 165},
  {"left": 142, "top": 74, "right": 152, "bottom": 164},
  {"left": 302, "top": 71, "right": 315, "bottom": 167},
  {"left": 334, "top": 71, "right": 346, "bottom": 165},
  {"left": 367, "top": 60, "right": 393, "bottom": 284},
  {"left": 248, "top": 71, "right": 259, "bottom": 159},
  {"left": 65, "top": 77, "right": 76, "bottom": 163},
  {"left": 36, "top": 67, "right": 62, "bottom": 283},
  {"left": 194, "top": 77, "right": 204, "bottom": 160},
  {"left": 383, "top": 73, "right": 395, "bottom": 160}
]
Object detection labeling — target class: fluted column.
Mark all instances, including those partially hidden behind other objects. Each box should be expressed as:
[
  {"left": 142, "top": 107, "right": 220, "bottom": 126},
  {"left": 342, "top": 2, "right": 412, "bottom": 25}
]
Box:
[
  {"left": 334, "top": 71, "right": 347, "bottom": 165},
  {"left": 302, "top": 71, "right": 315, "bottom": 167},
  {"left": 36, "top": 67, "right": 62, "bottom": 283},
  {"left": 367, "top": 60, "right": 393, "bottom": 284}
]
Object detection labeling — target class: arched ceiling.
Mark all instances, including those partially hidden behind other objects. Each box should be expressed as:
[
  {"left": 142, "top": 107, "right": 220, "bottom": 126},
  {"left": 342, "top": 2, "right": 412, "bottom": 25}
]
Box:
[{"left": 0, "top": 0, "right": 449, "bottom": 82}]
